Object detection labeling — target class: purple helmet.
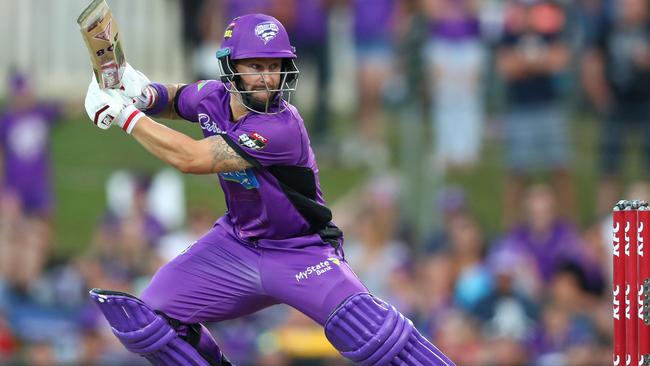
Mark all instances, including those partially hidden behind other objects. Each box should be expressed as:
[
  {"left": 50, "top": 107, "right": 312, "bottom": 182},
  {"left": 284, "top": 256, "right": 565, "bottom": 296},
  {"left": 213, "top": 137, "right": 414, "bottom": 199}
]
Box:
[{"left": 216, "top": 13, "right": 299, "bottom": 114}]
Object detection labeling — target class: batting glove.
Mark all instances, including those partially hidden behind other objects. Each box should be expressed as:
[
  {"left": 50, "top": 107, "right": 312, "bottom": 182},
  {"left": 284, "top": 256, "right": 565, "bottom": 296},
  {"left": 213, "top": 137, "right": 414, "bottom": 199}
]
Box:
[
  {"left": 121, "top": 63, "right": 157, "bottom": 111},
  {"left": 85, "top": 76, "right": 144, "bottom": 134}
]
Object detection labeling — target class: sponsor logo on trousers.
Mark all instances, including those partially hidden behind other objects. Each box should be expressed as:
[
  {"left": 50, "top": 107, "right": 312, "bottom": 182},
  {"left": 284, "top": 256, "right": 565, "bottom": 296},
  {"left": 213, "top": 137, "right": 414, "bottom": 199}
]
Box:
[{"left": 295, "top": 259, "right": 339, "bottom": 282}]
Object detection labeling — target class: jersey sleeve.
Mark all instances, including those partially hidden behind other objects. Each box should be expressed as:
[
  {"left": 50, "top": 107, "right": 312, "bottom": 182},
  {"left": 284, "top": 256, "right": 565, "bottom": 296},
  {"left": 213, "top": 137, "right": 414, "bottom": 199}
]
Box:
[
  {"left": 174, "top": 80, "right": 220, "bottom": 122},
  {"left": 221, "top": 114, "right": 305, "bottom": 168}
]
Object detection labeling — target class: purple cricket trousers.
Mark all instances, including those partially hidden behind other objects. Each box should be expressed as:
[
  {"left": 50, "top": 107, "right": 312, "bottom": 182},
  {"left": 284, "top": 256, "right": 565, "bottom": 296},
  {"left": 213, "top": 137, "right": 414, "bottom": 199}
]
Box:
[{"left": 141, "top": 222, "right": 367, "bottom": 326}]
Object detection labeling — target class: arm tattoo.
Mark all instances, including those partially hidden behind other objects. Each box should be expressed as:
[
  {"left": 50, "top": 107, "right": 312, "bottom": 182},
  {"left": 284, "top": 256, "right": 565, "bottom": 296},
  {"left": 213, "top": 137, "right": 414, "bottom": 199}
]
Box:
[{"left": 209, "top": 135, "right": 253, "bottom": 172}]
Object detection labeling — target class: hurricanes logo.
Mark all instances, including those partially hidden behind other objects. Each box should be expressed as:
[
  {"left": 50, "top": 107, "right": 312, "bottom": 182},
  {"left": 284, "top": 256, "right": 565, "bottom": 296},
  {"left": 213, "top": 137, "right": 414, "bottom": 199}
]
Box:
[{"left": 255, "top": 21, "right": 279, "bottom": 44}]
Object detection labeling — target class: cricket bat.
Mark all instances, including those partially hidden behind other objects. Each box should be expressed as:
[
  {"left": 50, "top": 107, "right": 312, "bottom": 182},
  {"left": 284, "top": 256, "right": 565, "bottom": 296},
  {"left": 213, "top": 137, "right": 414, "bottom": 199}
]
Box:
[{"left": 77, "top": 0, "right": 126, "bottom": 89}]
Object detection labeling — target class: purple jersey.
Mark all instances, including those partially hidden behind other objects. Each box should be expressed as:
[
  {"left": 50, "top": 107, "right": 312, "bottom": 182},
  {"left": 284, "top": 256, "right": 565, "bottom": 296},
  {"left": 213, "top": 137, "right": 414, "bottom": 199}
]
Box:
[
  {"left": 0, "top": 104, "right": 59, "bottom": 213},
  {"left": 174, "top": 80, "right": 335, "bottom": 244}
]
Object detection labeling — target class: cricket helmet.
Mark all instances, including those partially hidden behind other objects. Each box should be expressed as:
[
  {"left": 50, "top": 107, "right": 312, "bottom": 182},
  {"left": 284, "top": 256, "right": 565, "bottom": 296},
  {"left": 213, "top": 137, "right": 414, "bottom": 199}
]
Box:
[{"left": 216, "top": 13, "right": 299, "bottom": 114}]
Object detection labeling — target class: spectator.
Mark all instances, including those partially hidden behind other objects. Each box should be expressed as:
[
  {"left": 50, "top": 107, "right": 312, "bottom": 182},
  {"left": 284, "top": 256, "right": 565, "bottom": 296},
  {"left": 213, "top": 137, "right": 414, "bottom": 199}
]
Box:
[
  {"left": 447, "top": 212, "right": 492, "bottom": 314},
  {"left": 341, "top": 0, "right": 398, "bottom": 170},
  {"left": 490, "top": 184, "right": 600, "bottom": 300},
  {"left": 477, "top": 250, "right": 539, "bottom": 341},
  {"left": 0, "top": 71, "right": 61, "bottom": 242},
  {"left": 582, "top": 0, "right": 650, "bottom": 217},
  {"left": 423, "top": 0, "right": 485, "bottom": 172},
  {"left": 423, "top": 185, "right": 470, "bottom": 254},
  {"left": 156, "top": 206, "right": 215, "bottom": 262},
  {"left": 416, "top": 253, "right": 455, "bottom": 338},
  {"left": 496, "top": 0, "right": 574, "bottom": 227},
  {"left": 432, "top": 310, "right": 486, "bottom": 366},
  {"left": 481, "top": 336, "right": 530, "bottom": 366},
  {"left": 343, "top": 177, "right": 412, "bottom": 306},
  {"left": 88, "top": 171, "right": 168, "bottom": 290},
  {"left": 531, "top": 265, "right": 605, "bottom": 365},
  {"left": 273, "top": 0, "right": 334, "bottom": 149}
]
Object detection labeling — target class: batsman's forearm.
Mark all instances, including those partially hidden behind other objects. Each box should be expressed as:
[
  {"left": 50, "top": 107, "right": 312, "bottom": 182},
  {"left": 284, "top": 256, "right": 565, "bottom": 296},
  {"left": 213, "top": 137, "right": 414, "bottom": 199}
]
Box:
[
  {"left": 147, "top": 83, "right": 184, "bottom": 120},
  {"left": 130, "top": 116, "right": 204, "bottom": 173}
]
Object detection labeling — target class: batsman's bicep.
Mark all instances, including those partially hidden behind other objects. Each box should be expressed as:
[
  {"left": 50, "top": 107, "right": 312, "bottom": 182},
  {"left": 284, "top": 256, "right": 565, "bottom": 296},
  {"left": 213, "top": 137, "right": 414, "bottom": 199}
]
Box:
[{"left": 194, "top": 135, "right": 255, "bottom": 174}]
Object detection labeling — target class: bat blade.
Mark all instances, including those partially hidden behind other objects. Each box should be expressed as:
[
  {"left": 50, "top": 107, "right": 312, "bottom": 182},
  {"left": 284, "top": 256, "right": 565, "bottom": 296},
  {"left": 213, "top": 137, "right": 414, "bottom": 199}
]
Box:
[{"left": 77, "top": 0, "right": 126, "bottom": 89}]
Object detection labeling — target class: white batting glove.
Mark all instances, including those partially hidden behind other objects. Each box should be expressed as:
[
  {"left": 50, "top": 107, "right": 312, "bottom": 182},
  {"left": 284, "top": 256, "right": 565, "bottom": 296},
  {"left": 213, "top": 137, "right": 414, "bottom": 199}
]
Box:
[
  {"left": 85, "top": 76, "right": 144, "bottom": 134},
  {"left": 121, "top": 63, "right": 157, "bottom": 111}
]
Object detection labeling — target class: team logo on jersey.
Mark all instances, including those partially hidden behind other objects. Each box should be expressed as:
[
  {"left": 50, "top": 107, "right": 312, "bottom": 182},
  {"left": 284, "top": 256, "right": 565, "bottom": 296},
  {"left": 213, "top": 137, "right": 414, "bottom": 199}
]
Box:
[
  {"left": 219, "top": 168, "right": 259, "bottom": 189},
  {"left": 238, "top": 132, "right": 267, "bottom": 150},
  {"left": 255, "top": 21, "right": 279, "bottom": 44}
]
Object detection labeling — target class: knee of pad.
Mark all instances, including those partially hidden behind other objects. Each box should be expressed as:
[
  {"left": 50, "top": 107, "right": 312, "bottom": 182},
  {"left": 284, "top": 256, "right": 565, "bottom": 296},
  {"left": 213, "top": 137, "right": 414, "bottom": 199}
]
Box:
[
  {"left": 90, "top": 288, "right": 175, "bottom": 354},
  {"left": 90, "top": 288, "right": 224, "bottom": 366},
  {"left": 324, "top": 293, "right": 454, "bottom": 366}
]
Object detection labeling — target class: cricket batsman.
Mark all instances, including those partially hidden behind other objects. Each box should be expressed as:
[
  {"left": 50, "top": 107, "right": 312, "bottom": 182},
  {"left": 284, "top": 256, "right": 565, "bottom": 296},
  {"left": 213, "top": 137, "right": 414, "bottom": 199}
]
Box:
[{"left": 84, "top": 13, "right": 454, "bottom": 366}]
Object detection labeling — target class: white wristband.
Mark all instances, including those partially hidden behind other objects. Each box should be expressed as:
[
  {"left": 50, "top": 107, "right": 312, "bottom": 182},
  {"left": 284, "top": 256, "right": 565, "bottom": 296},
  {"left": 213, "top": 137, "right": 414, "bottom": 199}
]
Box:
[{"left": 115, "top": 105, "right": 145, "bottom": 134}]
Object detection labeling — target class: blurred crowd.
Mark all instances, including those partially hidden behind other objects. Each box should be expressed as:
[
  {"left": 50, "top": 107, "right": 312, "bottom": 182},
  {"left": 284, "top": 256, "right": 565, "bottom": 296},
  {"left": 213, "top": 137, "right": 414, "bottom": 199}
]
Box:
[{"left": 1, "top": 0, "right": 650, "bottom": 365}]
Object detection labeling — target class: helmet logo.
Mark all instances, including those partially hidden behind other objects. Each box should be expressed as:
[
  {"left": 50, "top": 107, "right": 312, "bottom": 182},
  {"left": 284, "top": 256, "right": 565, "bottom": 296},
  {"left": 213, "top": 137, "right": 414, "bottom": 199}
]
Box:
[{"left": 254, "top": 21, "right": 279, "bottom": 44}]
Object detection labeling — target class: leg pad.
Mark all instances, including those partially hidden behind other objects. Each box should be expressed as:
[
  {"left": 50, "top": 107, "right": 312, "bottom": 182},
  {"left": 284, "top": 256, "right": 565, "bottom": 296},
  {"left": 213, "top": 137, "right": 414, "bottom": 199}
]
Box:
[
  {"left": 324, "top": 293, "right": 455, "bottom": 366},
  {"left": 90, "top": 288, "right": 225, "bottom": 366}
]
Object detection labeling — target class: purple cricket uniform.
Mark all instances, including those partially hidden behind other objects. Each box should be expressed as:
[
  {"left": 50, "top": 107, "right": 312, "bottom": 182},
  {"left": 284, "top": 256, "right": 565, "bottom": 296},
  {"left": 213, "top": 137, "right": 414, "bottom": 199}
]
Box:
[
  {"left": 0, "top": 104, "right": 59, "bottom": 215},
  {"left": 140, "top": 80, "right": 366, "bottom": 325},
  {"left": 90, "top": 14, "right": 455, "bottom": 365}
]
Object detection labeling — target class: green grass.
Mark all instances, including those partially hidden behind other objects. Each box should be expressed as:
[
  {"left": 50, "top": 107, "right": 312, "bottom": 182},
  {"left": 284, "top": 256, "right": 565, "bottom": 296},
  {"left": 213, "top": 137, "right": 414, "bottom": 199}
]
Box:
[{"left": 50, "top": 116, "right": 367, "bottom": 258}]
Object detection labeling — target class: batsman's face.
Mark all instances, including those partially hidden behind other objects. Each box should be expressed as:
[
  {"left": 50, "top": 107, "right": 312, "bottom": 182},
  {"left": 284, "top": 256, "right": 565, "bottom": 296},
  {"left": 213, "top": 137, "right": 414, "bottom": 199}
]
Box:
[{"left": 235, "top": 58, "right": 282, "bottom": 103}]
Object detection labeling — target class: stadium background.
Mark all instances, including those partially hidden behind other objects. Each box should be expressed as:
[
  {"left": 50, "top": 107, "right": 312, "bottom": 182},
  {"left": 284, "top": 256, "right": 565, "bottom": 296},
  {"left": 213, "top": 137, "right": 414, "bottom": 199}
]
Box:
[{"left": 0, "top": 0, "right": 644, "bottom": 365}]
